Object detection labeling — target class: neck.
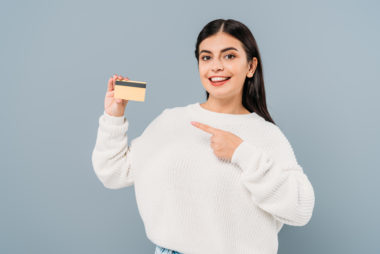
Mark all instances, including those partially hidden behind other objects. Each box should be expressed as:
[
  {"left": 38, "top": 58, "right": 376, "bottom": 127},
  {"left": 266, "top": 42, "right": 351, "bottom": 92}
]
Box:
[{"left": 200, "top": 97, "right": 250, "bottom": 115}]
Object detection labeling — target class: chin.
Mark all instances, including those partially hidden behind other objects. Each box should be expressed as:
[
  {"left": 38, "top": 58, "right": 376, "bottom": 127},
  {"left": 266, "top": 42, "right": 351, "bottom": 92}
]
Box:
[{"left": 206, "top": 90, "right": 234, "bottom": 99}]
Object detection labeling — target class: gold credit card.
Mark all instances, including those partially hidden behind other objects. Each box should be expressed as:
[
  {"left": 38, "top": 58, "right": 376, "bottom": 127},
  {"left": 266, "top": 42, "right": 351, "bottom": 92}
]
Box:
[{"left": 114, "top": 80, "right": 147, "bottom": 102}]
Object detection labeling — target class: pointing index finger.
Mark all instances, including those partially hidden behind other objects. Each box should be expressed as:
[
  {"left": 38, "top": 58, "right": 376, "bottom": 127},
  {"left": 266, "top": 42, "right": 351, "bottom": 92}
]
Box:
[{"left": 191, "top": 121, "right": 218, "bottom": 134}]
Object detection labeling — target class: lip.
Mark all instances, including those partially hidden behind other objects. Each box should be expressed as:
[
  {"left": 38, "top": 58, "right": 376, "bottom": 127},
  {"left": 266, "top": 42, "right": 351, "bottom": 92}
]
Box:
[
  {"left": 209, "top": 75, "right": 231, "bottom": 78},
  {"left": 208, "top": 76, "right": 231, "bottom": 87}
]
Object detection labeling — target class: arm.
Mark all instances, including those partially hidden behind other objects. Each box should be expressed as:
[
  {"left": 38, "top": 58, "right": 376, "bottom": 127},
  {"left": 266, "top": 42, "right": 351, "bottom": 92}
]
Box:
[
  {"left": 91, "top": 111, "right": 136, "bottom": 189},
  {"left": 231, "top": 127, "right": 315, "bottom": 226}
]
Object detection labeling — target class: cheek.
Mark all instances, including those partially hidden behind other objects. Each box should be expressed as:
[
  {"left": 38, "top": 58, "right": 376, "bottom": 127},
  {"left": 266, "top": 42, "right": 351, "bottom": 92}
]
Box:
[
  {"left": 198, "top": 65, "right": 208, "bottom": 77},
  {"left": 231, "top": 64, "right": 249, "bottom": 79},
  {"left": 227, "top": 65, "right": 248, "bottom": 87},
  {"left": 226, "top": 61, "right": 246, "bottom": 73}
]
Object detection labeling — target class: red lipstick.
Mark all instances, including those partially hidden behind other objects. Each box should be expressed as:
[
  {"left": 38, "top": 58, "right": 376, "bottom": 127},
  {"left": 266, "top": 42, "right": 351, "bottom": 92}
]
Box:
[{"left": 208, "top": 76, "right": 231, "bottom": 87}]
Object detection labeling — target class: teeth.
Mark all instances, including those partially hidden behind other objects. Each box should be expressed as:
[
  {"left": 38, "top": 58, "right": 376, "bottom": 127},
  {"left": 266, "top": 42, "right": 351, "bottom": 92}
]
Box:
[{"left": 210, "top": 77, "right": 229, "bottom": 81}]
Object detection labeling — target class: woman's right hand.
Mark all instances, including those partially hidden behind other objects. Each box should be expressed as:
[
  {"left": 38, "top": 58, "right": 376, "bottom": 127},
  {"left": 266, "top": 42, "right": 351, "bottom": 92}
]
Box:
[{"left": 104, "top": 74, "right": 129, "bottom": 117}]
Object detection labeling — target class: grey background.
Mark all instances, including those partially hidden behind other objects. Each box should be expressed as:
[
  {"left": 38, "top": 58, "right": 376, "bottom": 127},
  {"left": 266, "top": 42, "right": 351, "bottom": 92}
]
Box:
[{"left": 1, "top": 0, "right": 379, "bottom": 253}]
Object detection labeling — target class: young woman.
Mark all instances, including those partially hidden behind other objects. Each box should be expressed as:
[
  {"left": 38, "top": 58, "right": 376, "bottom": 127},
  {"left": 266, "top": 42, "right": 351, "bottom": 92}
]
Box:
[{"left": 92, "top": 19, "right": 315, "bottom": 254}]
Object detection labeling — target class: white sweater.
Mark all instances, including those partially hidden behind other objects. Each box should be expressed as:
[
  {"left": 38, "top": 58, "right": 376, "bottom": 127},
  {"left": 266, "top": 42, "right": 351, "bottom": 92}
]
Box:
[{"left": 91, "top": 102, "right": 315, "bottom": 254}]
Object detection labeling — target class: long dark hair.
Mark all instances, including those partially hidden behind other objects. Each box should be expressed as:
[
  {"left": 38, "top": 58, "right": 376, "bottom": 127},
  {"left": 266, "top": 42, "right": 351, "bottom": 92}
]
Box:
[{"left": 194, "top": 19, "right": 276, "bottom": 125}]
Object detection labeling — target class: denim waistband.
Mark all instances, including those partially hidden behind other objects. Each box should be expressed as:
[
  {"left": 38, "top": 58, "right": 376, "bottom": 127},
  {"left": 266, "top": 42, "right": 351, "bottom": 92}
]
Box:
[{"left": 154, "top": 245, "right": 183, "bottom": 254}]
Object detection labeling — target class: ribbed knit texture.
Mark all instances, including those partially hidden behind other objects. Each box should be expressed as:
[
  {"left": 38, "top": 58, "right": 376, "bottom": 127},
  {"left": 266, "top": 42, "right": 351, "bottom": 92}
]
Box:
[{"left": 91, "top": 102, "right": 315, "bottom": 254}]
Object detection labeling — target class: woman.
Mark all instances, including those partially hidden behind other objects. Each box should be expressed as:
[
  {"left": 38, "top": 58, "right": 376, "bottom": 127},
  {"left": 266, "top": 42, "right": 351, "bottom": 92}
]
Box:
[{"left": 92, "top": 19, "right": 315, "bottom": 254}]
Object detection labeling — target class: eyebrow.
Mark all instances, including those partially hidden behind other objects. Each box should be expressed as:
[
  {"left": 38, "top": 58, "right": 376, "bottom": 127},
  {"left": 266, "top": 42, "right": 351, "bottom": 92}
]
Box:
[{"left": 199, "top": 47, "right": 239, "bottom": 55}]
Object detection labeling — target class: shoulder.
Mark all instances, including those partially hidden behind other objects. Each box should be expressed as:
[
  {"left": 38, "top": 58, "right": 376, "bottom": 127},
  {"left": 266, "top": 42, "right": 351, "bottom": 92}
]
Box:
[
  {"left": 159, "top": 103, "right": 190, "bottom": 119},
  {"left": 256, "top": 120, "right": 298, "bottom": 165},
  {"left": 254, "top": 117, "right": 289, "bottom": 144},
  {"left": 142, "top": 104, "right": 187, "bottom": 131},
  {"left": 274, "top": 125, "right": 298, "bottom": 166}
]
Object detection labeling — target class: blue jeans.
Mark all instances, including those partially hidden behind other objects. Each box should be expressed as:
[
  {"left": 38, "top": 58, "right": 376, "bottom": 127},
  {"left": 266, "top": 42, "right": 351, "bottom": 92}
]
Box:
[{"left": 154, "top": 245, "right": 183, "bottom": 254}]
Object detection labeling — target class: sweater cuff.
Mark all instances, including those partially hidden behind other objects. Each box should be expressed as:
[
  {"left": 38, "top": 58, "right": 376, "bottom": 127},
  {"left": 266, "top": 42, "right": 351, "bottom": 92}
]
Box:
[
  {"left": 231, "top": 140, "right": 270, "bottom": 173},
  {"left": 103, "top": 110, "right": 126, "bottom": 125}
]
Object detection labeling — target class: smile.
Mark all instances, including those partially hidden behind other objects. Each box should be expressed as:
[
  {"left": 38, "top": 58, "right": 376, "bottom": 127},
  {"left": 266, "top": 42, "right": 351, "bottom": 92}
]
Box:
[{"left": 208, "top": 76, "right": 231, "bottom": 86}]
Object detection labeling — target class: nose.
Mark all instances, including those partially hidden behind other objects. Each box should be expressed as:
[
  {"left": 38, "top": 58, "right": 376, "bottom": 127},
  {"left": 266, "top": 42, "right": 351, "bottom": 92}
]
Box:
[{"left": 211, "top": 59, "right": 224, "bottom": 72}]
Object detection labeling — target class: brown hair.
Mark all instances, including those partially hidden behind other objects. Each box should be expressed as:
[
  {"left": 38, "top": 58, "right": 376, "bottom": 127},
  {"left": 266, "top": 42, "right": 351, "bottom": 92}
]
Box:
[{"left": 194, "top": 19, "right": 276, "bottom": 125}]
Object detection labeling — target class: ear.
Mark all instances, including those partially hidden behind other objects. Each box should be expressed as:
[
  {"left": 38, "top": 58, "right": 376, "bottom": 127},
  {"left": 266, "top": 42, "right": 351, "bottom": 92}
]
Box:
[{"left": 247, "top": 57, "right": 258, "bottom": 78}]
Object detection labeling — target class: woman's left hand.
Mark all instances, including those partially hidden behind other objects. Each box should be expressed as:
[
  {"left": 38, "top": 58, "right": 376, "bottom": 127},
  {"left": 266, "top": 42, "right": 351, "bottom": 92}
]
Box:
[{"left": 191, "top": 121, "right": 243, "bottom": 161}]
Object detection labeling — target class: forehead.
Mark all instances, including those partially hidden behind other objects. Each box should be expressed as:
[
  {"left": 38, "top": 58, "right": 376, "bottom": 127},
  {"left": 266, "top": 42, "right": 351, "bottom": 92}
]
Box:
[{"left": 199, "top": 32, "right": 243, "bottom": 52}]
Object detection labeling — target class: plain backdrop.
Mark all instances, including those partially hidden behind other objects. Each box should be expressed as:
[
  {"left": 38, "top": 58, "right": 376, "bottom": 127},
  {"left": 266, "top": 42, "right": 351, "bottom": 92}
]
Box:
[{"left": 1, "top": 0, "right": 379, "bottom": 253}]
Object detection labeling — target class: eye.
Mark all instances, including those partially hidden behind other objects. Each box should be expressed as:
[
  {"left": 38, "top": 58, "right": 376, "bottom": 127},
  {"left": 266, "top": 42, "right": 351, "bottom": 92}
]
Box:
[
  {"left": 201, "top": 55, "right": 211, "bottom": 61},
  {"left": 225, "top": 54, "right": 236, "bottom": 60}
]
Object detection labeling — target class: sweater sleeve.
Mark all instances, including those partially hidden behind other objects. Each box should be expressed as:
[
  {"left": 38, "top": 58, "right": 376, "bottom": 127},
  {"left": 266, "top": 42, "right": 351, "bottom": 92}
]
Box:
[
  {"left": 91, "top": 110, "right": 136, "bottom": 189},
  {"left": 231, "top": 127, "right": 315, "bottom": 226}
]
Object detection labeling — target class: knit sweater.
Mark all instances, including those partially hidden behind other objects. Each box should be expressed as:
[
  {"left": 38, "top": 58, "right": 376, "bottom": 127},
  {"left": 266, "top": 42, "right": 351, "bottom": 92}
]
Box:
[{"left": 91, "top": 102, "right": 315, "bottom": 254}]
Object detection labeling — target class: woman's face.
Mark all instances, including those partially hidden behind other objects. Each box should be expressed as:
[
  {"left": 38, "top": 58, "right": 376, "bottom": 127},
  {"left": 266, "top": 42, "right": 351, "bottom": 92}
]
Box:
[{"left": 198, "top": 32, "right": 257, "bottom": 101}]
